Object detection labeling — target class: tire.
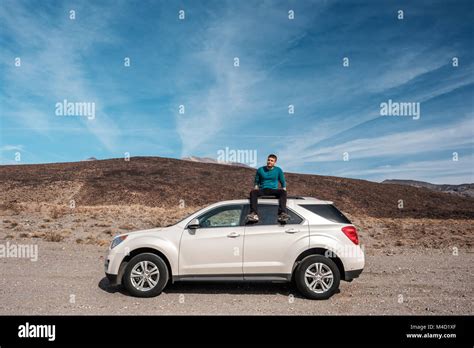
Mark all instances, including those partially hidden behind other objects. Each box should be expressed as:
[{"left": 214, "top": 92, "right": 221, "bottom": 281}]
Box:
[
  {"left": 122, "top": 253, "right": 169, "bottom": 298},
  {"left": 295, "top": 255, "right": 340, "bottom": 300}
]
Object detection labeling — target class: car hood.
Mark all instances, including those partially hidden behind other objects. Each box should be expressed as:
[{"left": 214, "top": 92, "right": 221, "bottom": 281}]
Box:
[{"left": 117, "top": 227, "right": 166, "bottom": 239}]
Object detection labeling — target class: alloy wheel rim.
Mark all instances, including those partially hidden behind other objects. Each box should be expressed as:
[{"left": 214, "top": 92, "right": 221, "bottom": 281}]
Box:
[
  {"left": 304, "top": 262, "right": 334, "bottom": 293},
  {"left": 130, "top": 261, "right": 160, "bottom": 291}
]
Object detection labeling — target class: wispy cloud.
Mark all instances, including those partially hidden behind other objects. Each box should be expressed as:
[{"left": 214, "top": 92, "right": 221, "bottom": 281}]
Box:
[
  {"left": 0, "top": 144, "right": 24, "bottom": 152},
  {"left": 300, "top": 117, "right": 473, "bottom": 162},
  {"left": 334, "top": 155, "right": 474, "bottom": 185},
  {"left": 0, "top": 0, "right": 122, "bottom": 150},
  {"left": 0, "top": 0, "right": 472, "bottom": 184},
  {"left": 173, "top": 1, "right": 329, "bottom": 157}
]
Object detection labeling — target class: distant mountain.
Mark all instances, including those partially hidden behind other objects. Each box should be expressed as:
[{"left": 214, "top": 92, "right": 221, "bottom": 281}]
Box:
[
  {"left": 182, "top": 156, "right": 253, "bottom": 168},
  {"left": 82, "top": 157, "right": 98, "bottom": 161},
  {"left": 382, "top": 179, "right": 474, "bottom": 198}
]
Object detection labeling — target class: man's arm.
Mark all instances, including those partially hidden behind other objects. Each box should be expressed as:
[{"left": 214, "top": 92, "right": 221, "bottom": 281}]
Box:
[
  {"left": 279, "top": 168, "right": 287, "bottom": 190},
  {"left": 254, "top": 168, "right": 260, "bottom": 189}
]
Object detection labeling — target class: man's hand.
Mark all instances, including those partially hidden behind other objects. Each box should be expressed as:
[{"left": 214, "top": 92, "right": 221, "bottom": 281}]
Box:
[
  {"left": 254, "top": 185, "right": 259, "bottom": 190},
  {"left": 283, "top": 187, "right": 287, "bottom": 191}
]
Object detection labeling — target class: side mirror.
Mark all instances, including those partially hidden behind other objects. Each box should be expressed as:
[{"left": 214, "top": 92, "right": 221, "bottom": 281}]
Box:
[{"left": 187, "top": 218, "right": 200, "bottom": 230}]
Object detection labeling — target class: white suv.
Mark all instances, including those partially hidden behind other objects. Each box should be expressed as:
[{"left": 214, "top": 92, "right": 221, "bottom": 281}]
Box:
[{"left": 105, "top": 196, "right": 364, "bottom": 300}]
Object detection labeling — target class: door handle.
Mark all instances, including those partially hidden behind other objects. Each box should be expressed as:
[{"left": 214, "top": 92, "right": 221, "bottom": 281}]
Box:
[
  {"left": 227, "top": 232, "right": 240, "bottom": 238},
  {"left": 285, "top": 228, "right": 299, "bottom": 234}
]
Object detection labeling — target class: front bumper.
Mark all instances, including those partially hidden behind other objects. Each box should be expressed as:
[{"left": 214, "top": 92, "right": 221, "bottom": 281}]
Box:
[
  {"left": 104, "top": 252, "right": 120, "bottom": 285},
  {"left": 105, "top": 272, "right": 119, "bottom": 286},
  {"left": 104, "top": 244, "right": 126, "bottom": 278}
]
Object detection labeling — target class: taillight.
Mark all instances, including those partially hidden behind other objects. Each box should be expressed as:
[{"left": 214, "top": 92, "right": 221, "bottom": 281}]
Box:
[{"left": 341, "top": 226, "right": 359, "bottom": 245}]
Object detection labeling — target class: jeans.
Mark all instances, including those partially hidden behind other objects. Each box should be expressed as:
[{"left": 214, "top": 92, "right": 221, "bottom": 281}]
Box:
[{"left": 249, "top": 188, "right": 287, "bottom": 215}]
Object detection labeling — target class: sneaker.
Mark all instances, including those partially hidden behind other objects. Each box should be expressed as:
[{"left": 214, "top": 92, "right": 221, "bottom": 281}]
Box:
[
  {"left": 247, "top": 212, "right": 259, "bottom": 222},
  {"left": 278, "top": 212, "right": 290, "bottom": 223}
]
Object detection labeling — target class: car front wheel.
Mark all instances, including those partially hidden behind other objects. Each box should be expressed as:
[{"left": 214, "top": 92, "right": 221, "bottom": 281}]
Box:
[
  {"left": 295, "top": 255, "right": 340, "bottom": 300},
  {"left": 123, "top": 253, "right": 169, "bottom": 297}
]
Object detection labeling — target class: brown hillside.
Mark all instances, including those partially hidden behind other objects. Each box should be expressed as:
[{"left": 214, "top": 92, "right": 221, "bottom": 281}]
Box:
[{"left": 0, "top": 156, "right": 473, "bottom": 219}]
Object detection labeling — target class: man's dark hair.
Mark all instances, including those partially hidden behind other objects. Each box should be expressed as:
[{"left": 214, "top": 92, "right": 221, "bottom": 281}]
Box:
[{"left": 268, "top": 154, "right": 277, "bottom": 161}]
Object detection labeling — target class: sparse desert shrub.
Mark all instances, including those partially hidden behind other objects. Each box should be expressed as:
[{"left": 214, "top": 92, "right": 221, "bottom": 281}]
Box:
[
  {"left": 118, "top": 224, "right": 135, "bottom": 230},
  {"left": 50, "top": 207, "right": 60, "bottom": 219},
  {"left": 0, "top": 202, "right": 21, "bottom": 215},
  {"left": 49, "top": 206, "right": 68, "bottom": 220},
  {"left": 44, "top": 231, "right": 64, "bottom": 242},
  {"left": 96, "top": 239, "right": 109, "bottom": 246},
  {"left": 84, "top": 235, "right": 109, "bottom": 246},
  {"left": 31, "top": 232, "right": 46, "bottom": 238}
]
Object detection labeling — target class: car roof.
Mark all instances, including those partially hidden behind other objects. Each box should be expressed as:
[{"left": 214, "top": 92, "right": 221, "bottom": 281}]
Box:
[{"left": 218, "top": 196, "right": 334, "bottom": 205}]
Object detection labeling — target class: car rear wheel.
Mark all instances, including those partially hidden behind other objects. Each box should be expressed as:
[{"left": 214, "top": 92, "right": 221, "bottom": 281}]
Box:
[
  {"left": 295, "top": 255, "right": 340, "bottom": 300},
  {"left": 123, "top": 253, "right": 169, "bottom": 297}
]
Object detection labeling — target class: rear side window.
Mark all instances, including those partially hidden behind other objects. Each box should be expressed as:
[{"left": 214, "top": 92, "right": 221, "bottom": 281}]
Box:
[{"left": 300, "top": 204, "right": 351, "bottom": 224}]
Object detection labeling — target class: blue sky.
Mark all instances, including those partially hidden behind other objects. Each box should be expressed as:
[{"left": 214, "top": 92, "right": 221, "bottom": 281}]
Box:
[{"left": 0, "top": 0, "right": 473, "bottom": 184}]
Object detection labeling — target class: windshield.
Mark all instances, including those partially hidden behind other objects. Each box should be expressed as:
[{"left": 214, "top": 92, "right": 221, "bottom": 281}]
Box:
[{"left": 166, "top": 206, "right": 206, "bottom": 227}]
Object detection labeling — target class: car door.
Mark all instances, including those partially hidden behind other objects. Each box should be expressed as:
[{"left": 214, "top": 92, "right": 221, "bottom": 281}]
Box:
[
  {"left": 243, "top": 204, "right": 308, "bottom": 277},
  {"left": 179, "top": 204, "right": 245, "bottom": 277}
]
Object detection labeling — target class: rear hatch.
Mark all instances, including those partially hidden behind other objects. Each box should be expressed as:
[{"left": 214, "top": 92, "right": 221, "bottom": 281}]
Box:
[{"left": 300, "top": 204, "right": 359, "bottom": 245}]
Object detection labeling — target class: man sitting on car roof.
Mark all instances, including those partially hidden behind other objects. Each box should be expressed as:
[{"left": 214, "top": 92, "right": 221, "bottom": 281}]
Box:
[{"left": 247, "top": 154, "right": 290, "bottom": 223}]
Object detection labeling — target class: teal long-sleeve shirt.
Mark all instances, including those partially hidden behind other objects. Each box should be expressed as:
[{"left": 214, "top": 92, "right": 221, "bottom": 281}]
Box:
[{"left": 254, "top": 166, "right": 286, "bottom": 189}]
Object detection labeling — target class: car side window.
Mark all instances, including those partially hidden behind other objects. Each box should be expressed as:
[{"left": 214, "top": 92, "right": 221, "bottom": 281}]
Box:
[
  {"left": 251, "top": 204, "right": 303, "bottom": 225},
  {"left": 199, "top": 205, "right": 243, "bottom": 228}
]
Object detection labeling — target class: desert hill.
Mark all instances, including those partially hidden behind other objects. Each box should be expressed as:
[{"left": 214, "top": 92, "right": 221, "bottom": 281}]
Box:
[{"left": 1, "top": 156, "right": 472, "bottom": 219}]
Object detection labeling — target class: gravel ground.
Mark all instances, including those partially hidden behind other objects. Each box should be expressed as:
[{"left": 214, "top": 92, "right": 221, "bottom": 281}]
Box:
[{"left": 0, "top": 240, "right": 472, "bottom": 315}]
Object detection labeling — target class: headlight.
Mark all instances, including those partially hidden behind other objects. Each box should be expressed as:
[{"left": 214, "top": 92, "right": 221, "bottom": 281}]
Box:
[{"left": 110, "top": 235, "right": 128, "bottom": 249}]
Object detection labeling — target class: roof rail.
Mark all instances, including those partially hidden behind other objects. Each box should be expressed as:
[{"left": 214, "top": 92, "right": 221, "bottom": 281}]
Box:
[{"left": 247, "top": 195, "right": 305, "bottom": 199}]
